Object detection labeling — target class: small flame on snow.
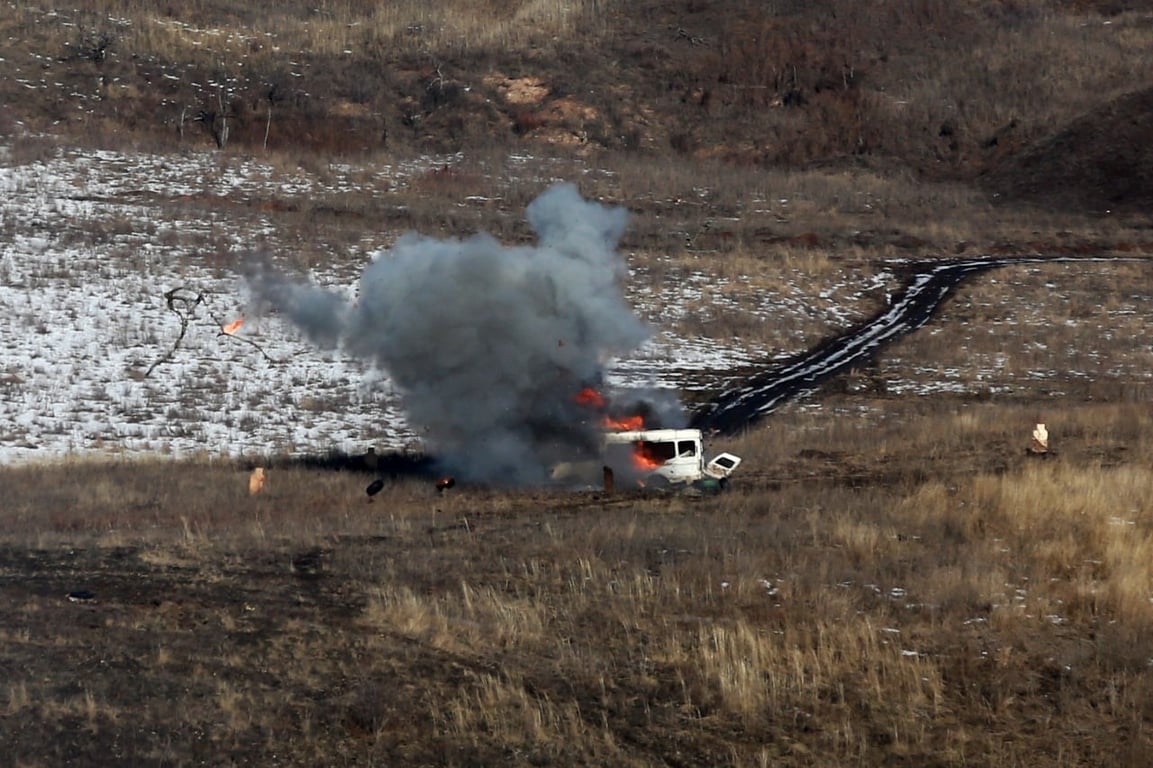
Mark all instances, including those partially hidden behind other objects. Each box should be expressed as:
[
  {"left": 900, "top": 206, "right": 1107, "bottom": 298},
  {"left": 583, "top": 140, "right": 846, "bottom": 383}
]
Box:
[{"left": 222, "top": 317, "right": 245, "bottom": 335}]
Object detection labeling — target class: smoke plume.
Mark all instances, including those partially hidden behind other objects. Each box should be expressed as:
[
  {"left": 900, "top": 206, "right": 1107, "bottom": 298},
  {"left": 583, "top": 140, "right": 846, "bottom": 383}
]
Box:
[{"left": 247, "top": 182, "right": 683, "bottom": 484}]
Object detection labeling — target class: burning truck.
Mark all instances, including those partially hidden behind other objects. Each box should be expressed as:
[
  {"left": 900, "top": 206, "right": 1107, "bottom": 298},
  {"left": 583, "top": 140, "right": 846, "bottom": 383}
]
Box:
[
  {"left": 601, "top": 427, "right": 742, "bottom": 491},
  {"left": 554, "top": 387, "right": 743, "bottom": 491},
  {"left": 246, "top": 183, "right": 743, "bottom": 488}
]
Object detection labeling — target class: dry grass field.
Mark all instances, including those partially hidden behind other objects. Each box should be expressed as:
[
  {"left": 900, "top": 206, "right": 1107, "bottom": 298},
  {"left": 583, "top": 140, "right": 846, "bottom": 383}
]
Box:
[
  {"left": 4, "top": 1, "right": 1153, "bottom": 766},
  {"left": 4, "top": 400, "right": 1153, "bottom": 767}
]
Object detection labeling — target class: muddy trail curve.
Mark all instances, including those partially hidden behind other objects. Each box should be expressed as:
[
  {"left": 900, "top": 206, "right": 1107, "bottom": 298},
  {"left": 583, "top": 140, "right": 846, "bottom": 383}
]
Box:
[{"left": 691, "top": 255, "right": 1144, "bottom": 435}]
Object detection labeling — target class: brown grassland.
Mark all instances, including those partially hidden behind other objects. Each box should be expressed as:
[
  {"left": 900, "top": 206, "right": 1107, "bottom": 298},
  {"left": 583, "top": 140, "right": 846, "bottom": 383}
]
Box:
[{"left": 4, "top": 0, "right": 1153, "bottom": 766}]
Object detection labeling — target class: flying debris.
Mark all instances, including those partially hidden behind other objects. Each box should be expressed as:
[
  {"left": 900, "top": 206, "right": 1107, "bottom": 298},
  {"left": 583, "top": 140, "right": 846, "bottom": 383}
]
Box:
[{"left": 366, "top": 478, "right": 385, "bottom": 499}]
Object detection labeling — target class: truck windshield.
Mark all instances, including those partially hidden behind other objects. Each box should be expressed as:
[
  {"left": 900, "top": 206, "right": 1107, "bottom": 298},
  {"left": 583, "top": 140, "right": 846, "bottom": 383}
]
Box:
[{"left": 635, "top": 440, "right": 696, "bottom": 463}]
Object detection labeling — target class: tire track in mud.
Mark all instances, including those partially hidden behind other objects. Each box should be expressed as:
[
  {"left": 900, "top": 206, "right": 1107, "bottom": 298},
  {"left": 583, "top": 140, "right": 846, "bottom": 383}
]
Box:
[{"left": 692, "top": 255, "right": 1145, "bottom": 435}]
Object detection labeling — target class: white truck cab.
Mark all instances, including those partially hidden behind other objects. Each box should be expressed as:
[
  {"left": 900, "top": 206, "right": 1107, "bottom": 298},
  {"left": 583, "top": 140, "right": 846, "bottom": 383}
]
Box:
[{"left": 602, "top": 428, "right": 741, "bottom": 486}]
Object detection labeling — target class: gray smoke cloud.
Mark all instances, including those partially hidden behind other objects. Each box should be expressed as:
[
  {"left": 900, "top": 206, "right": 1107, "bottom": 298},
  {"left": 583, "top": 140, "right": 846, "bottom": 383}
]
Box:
[{"left": 247, "top": 182, "right": 684, "bottom": 484}]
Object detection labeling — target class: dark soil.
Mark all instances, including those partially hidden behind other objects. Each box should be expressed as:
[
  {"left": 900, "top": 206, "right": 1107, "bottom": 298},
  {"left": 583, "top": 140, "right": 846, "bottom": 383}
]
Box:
[{"left": 980, "top": 85, "right": 1153, "bottom": 214}]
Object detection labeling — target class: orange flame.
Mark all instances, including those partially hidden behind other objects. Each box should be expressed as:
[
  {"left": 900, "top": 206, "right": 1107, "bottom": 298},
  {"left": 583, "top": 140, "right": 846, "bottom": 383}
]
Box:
[
  {"left": 574, "top": 386, "right": 646, "bottom": 431},
  {"left": 573, "top": 387, "right": 606, "bottom": 409},
  {"left": 222, "top": 317, "right": 244, "bottom": 335},
  {"left": 603, "top": 414, "right": 644, "bottom": 431},
  {"left": 632, "top": 443, "right": 664, "bottom": 472}
]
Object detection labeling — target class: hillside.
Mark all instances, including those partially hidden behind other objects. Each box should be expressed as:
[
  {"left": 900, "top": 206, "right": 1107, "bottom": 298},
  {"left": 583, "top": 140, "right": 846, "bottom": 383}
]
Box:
[{"left": 3, "top": 0, "right": 1153, "bottom": 214}]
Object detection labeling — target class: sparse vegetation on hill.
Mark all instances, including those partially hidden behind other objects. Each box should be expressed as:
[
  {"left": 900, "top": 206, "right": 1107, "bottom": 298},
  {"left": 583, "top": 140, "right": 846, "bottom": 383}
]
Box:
[{"left": 4, "top": 0, "right": 1153, "bottom": 212}]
